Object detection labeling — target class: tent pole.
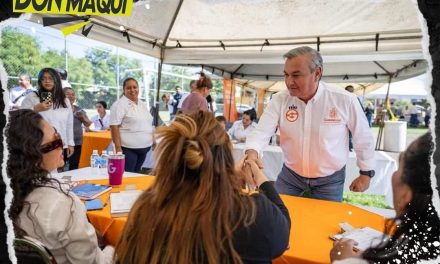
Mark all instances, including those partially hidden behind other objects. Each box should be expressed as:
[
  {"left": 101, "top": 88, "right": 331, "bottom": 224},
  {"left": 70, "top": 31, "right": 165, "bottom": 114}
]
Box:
[
  {"left": 154, "top": 47, "right": 165, "bottom": 127},
  {"left": 375, "top": 74, "right": 393, "bottom": 150}
]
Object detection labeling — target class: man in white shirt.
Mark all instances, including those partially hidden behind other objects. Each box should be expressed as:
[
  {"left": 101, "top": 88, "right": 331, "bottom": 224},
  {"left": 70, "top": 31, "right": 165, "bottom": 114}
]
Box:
[
  {"left": 9, "top": 73, "right": 34, "bottom": 110},
  {"left": 245, "top": 46, "right": 375, "bottom": 202}
]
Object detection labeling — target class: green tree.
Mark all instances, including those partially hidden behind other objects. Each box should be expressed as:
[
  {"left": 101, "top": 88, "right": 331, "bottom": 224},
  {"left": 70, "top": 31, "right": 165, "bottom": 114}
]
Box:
[
  {"left": 0, "top": 27, "right": 42, "bottom": 85},
  {"left": 40, "top": 49, "right": 65, "bottom": 70}
]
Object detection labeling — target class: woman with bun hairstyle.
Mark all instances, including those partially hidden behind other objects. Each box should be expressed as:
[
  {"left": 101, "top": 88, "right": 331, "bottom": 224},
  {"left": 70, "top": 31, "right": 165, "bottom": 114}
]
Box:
[
  {"left": 180, "top": 72, "right": 213, "bottom": 114},
  {"left": 115, "top": 111, "right": 290, "bottom": 264}
]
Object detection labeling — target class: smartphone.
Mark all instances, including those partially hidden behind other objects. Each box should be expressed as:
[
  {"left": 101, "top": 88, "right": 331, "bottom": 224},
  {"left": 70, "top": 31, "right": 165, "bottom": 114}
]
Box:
[
  {"left": 85, "top": 199, "right": 103, "bottom": 211},
  {"left": 40, "top": 92, "right": 53, "bottom": 103}
]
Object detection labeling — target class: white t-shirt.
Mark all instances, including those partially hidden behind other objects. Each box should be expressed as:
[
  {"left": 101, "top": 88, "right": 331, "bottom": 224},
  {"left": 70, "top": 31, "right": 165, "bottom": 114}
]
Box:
[
  {"left": 245, "top": 82, "right": 375, "bottom": 178},
  {"left": 91, "top": 112, "right": 110, "bottom": 130},
  {"left": 228, "top": 120, "right": 257, "bottom": 141},
  {"left": 21, "top": 92, "right": 75, "bottom": 148},
  {"left": 9, "top": 86, "right": 34, "bottom": 110},
  {"left": 110, "top": 95, "right": 154, "bottom": 148}
]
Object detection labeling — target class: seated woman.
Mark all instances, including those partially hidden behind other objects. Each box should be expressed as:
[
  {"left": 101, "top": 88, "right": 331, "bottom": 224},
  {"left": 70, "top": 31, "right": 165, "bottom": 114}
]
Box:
[
  {"left": 228, "top": 109, "right": 257, "bottom": 142},
  {"left": 115, "top": 111, "right": 290, "bottom": 263},
  {"left": 90, "top": 101, "right": 110, "bottom": 130},
  {"left": 7, "top": 109, "right": 114, "bottom": 264},
  {"left": 330, "top": 132, "right": 440, "bottom": 263}
]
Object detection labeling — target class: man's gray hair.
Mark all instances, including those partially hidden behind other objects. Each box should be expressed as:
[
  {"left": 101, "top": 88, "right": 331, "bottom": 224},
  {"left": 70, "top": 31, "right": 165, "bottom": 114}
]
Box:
[
  {"left": 18, "top": 73, "right": 30, "bottom": 81},
  {"left": 283, "top": 46, "right": 323, "bottom": 72}
]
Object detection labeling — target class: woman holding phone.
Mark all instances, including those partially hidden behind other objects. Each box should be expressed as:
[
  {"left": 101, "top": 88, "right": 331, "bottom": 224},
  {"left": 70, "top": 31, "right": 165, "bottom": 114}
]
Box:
[{"left": 21, "top": 68, "right": 75, "bottom": 163}]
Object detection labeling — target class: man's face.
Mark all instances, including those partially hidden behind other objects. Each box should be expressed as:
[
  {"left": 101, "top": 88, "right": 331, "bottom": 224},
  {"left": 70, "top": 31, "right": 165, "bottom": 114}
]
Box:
[
  {"left": 283, "top": 55, "right": 321, "bottom": 101},
  {"left": 65, "top": 89, "right": 75, "bottom": 105},
  {"left": 176, "top": 87, "right": 182, "bottom": 94},
  {"left": 18, "top": 76, "right": 30, "bottom": 88}
]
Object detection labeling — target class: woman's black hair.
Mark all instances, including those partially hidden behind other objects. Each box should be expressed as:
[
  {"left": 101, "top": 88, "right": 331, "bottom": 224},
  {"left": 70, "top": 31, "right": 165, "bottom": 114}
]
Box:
[
  {"left": 362, "top": 132, "right": 440, "bottom": 263},
  {"left": 6, "top": 109, "right": 67, "bottom": 236},
  {"left": 243, "top": 109, "right": 256, "bottom": 121},
  {"left": 37, "top": 68, "right": 67, "bottom": 109},
  {"left": 96, "top": 100, "right": 107, "bottom": 109}
]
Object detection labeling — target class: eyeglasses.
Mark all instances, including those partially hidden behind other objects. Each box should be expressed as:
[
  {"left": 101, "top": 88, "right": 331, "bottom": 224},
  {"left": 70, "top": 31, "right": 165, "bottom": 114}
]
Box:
[{"left": 40, "top": 129, "right": 63, "bottom": 154}]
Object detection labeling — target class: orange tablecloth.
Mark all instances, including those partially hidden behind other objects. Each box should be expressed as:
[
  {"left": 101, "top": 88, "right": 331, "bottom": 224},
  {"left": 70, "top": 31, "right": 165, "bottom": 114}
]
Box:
[
  {"left": 87, "top": 177, "right": 385, "bottom": 264},
  {"left": 79, "top": 131, "right": 112, "bottom": 168}
]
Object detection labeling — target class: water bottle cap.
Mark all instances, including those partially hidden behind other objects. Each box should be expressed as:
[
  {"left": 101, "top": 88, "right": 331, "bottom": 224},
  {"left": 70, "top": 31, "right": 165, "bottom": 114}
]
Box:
[
  {"left": 102, "top": 150, "right": 107, "bottom": 155},
  {"left": 92, "top": 150, "right": 98, "bottom": 154},
  {"left": 117, "top": 151, "right": 122, "bottom": 155},
  {"left": 108, "top": 151, "right": 114, "bottom": 155}
]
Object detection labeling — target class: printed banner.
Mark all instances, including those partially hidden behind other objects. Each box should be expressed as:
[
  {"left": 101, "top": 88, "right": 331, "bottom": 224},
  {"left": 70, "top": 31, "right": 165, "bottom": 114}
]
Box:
[{"left": 13, "top": 0, "right": 133, "bottom": 16}]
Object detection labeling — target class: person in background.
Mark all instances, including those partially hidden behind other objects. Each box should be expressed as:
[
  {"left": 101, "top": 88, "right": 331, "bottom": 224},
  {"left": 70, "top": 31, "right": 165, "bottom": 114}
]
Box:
[
  {"left": 171, "top": 86, "right": 184, "bottom": 119},
  {"left": 64, "top": 87, "right": 92, "bottom": 170},
  {"left": 57, "top": 69, "right": 72, "bottom": 89},
  {"left": 9, "top": 73, "right": 34, "bottom": 110},
  {"left": 425, "top": 103, "right": 431, "bottom": 127},
  {"left": 161, "top": 94, "right": 175, "bottom": 121},
  {"left": 180, "top": 72, "right": 213, "bottom": 114},
  {"left": 21, "top": 68, "right": 75, "bottom": 164},
  {"left": 215, "top": 115, "right": 227, "bottom": 130},
  {"left": 364, "top": 101, "right": 374, "bottom": 128},
  {"left": 245, "top": 47, "right": 375, "bottom": 202},
  {"left": 330, "top": 133, "right": 440, "bottom": 263},
  {"left": 228, "top": 109, "right": 257, "bottom": 142},
  {"left": 409, "top": 104, "right": 420, "bottom": 127},
  {"left": 110, "top": 77, "right": 154, "bottom": 173},
  {"left": 177, "top": 80, "right": 197, "bottom": 111},
  {"left": 206, "top": 94, "right": 216, "bottom": 113},
  {"left": 115, "top": 111, "right": 290, "bottom": 263},
  {"left": 7, "top": 109, "right": 114, "bottom": 264},
  {"left": 90, "top": 101, "right": 110, "bottom": 131}
]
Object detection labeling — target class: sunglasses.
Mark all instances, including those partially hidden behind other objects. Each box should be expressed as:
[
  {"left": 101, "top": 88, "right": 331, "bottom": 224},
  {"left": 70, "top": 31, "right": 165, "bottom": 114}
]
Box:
[{"left": 40, "top": 129, "right": 64, "bottom": 154}]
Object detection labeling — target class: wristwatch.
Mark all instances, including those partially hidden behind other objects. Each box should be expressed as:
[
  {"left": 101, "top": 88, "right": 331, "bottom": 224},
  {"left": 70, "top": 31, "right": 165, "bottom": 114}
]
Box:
[{"left": 360, "top": 170, "right": 375, "bottom": 178}]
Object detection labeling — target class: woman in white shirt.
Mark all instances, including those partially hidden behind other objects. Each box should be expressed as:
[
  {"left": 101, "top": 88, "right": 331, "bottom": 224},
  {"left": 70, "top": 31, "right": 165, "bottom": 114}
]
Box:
[
  {"left": 90, "top": 101, "right": 110, "bottom": 130},
  {"left": 7, "top": 109, "right": 114, "bottom": 264},
  {"left": 21, "top": 68, "right": 74, "bottom": 161},
  {"left": 110, "top": 78, "right": 154, "bottom": 173},
  {"left": 228, "top": 109, "right": 257, "bottom": 142}
]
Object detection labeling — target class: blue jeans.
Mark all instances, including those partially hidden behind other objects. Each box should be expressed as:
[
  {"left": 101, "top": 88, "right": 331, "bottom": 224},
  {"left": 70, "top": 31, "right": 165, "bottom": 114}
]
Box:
[
  {"left": 275, "top": 164, "right": 346, "bottom": 202},
  {"left": 121, "top": 146, "right": 151, "bottom": 173}
]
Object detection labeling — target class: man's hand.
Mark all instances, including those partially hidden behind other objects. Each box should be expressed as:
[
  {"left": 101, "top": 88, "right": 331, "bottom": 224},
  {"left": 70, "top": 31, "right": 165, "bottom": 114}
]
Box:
[
  {"left": 66, "top": 145, "right": 75, "bottom": 158},
  {"left": 246, "top": 159, "right": 269, "bottom": 187},
  {"left": 349, "top": 175, "right": 371, "bottom": 192},
  {"left": 242, "top": 150, "right": 263, "bottom": 190},
  {"left": 330, "top": 238, "right": 361, "bottom": 261}
]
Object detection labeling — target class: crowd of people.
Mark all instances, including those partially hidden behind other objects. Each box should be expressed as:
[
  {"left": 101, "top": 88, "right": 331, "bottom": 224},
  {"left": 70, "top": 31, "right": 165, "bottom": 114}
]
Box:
[{"left": 5, "top": 46, "right": 440, "bottom": 263}]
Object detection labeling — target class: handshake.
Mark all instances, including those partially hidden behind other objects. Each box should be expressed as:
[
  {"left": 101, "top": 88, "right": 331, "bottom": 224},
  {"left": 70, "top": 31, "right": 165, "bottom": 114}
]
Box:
[{"left": 236, "top": 150, "right": 269, "bottom": 190}]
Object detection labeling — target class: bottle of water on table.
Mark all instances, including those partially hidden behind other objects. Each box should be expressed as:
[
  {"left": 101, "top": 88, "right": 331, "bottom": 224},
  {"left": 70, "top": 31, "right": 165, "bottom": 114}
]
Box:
[
  {"left": 90, "top": 149, "right": 100, "bottom": 175},
  {"left": 100, "top": 150, "right": 109, "bottom": 175}
]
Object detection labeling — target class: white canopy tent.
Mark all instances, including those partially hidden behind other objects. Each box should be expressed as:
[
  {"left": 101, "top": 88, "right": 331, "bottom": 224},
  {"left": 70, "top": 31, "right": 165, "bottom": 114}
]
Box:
[
  {"left": 29, "top": 0, "right": 427, "bottom": 86},
  {"left": 366, "top": 74, "right": 428, "bottom": 100}
]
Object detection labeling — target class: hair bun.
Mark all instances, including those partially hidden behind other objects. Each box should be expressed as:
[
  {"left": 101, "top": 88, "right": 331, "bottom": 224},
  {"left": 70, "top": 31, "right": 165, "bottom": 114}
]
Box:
[{"left": 184, "top": 140, "right": 203, "bottom": 170}]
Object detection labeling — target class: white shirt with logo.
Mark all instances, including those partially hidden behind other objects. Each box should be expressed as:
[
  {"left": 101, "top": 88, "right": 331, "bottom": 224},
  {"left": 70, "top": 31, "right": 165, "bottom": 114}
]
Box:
[
  {"left": 245, "top": 82, "right": 375, "bottom": 178},
  {"left": 109, "top": 96, "right": 154, "bottom": 148}
]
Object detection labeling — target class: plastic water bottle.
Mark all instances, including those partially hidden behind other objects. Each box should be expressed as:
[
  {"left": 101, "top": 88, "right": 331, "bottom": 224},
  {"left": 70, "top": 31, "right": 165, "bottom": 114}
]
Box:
[
  {"left": 101, "top": 150, "right": 109, "bottom": 169},
  {"left": 100, "top": 150, "right": 109, "bottom": 175},
  {"left": 90, "top": 150, "right": 100, "bottom": 168}
]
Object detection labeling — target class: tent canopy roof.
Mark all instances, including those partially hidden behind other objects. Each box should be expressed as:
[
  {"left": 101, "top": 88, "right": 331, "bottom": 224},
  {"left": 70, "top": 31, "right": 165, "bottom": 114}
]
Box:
[{"left": 29, "top": 0, "right": 427, "bottom": 83}]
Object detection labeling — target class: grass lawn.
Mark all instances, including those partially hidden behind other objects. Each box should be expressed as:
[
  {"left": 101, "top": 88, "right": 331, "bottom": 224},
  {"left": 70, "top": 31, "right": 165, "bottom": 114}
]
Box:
[{"left": 342, "top": 192, "right": 392, "bottom": 209}]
